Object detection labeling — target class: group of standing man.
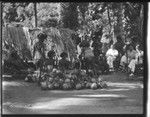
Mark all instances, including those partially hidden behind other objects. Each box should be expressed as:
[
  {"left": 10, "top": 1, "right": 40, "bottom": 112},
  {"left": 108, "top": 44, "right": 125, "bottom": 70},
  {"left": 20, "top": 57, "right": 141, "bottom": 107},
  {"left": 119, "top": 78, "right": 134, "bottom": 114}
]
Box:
[{"left": 30, "top": 29, "right": 144, "bottom": 81}]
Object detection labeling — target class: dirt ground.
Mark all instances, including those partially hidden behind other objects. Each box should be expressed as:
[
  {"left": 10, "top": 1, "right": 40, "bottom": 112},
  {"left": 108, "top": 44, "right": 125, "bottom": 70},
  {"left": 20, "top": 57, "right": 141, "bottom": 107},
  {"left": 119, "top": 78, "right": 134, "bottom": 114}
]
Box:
[{"left": 2, "top": 72, "right": 143, "bottom": 114}]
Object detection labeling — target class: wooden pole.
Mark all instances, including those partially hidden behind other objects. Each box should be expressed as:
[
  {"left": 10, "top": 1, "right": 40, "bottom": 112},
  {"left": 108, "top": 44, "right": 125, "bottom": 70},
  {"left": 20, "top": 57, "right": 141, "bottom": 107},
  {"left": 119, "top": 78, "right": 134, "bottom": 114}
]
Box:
[{"left": 34, "top": 3, "right": 37, "bottom": 27}]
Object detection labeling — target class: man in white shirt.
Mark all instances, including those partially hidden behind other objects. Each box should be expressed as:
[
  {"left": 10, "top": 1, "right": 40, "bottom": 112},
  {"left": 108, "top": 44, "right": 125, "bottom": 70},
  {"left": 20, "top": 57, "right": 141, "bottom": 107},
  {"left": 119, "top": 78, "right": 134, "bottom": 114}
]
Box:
[{"left": 106, "top": 44, "right": 118, "bottom": 71}]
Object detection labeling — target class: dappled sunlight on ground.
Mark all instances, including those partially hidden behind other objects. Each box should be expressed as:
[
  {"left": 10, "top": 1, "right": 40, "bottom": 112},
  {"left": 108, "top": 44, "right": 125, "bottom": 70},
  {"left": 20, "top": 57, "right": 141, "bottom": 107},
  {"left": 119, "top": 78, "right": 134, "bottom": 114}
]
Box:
[
  {"left": 30, "top": 98, "right": 93, "bottom": 110},
  {"left": 2, "top": 72, "right": 143, "bottom": 114},
  {"left": 75, "top": 94, "right": 127, "bottom": 98},
  {"left": 3, "top": 97, "right": 94, "bottom": 112},
  {"left": 101, "top": 88, "right": 130, "bottom": 91},
  {"left": 2, "top": 81, "right": 29, "bottom": 90},
  {"left": 100, "top": 82, "right": 143, "bottom": 92},
  {"left": 107, "top": 82, "right": 143, "bottom": 88}
]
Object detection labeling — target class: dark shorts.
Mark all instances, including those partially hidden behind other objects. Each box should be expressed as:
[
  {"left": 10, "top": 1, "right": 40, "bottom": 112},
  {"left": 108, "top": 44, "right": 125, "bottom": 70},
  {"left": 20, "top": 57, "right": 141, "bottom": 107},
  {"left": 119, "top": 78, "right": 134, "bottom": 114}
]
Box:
[
  {"left": 35, "top": 59, "right": 44, "bottom": 69},
  {"left": 84, "top": 57, "right": 95, "bottom": 69}
]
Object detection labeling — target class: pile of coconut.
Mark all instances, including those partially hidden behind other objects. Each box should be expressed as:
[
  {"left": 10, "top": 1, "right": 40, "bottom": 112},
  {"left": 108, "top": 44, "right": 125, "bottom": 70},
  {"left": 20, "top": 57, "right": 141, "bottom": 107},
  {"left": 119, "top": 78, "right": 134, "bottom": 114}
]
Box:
[{"left": 25, "top": 69, "right": 108, "bottom": 90}]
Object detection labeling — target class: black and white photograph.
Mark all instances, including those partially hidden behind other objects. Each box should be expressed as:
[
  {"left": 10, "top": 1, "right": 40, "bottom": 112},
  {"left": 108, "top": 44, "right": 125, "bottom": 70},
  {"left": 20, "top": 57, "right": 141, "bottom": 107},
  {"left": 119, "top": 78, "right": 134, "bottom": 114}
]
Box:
[{"left": 1, "top": 2, "right": 148, "bottom": 115}]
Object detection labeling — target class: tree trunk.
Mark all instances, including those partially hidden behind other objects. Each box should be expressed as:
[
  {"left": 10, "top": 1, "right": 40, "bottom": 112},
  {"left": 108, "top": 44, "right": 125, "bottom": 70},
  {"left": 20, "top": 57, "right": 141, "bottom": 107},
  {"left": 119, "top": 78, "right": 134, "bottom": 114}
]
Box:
[
  {"left": 107, "top": 6, "right": 111, "bottom": 34},
  {"left": 117, "top": 3, "right": 123, "bottom": 37},
  {"left": 139, "top": 4, "right": 143, "bottom": 42},
  {"left": 34, "top": 3, "right": 37, "bottom": 27}
]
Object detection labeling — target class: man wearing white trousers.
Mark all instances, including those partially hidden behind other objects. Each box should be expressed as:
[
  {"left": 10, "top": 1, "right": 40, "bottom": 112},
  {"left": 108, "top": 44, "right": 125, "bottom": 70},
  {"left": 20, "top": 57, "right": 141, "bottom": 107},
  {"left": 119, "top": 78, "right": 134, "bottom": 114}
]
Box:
[
  {"left": 106, "top": 44, "right": 118, "bottom": 71},
  {"left": 128, "top": 44, "right": 143, "bottom": 76}
]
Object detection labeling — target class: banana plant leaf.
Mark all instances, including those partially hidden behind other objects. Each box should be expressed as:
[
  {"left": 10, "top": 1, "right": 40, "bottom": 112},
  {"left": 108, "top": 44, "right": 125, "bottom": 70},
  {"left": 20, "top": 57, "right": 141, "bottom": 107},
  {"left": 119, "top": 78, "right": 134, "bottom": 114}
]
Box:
[
  {"left": 2, "top": 25, "right": 32, "bottom": 61},
  {"left": 43, "top": 27, "right": 65, "bottom": 56},
  {"left": 3, "top": 25, "right": 77, "bottom": 62},
  {"left": 40, "top": 27, "right": 77, "bottom": 60},
  {"left": 59, "top": 28, "right": 77, "bottom": 60}
]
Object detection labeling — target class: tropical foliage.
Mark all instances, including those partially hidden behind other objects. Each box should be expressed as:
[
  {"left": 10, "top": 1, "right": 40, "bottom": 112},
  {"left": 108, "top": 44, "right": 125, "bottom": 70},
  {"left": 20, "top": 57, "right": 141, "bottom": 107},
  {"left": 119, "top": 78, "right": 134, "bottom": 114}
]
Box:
[{"left": 2, "top": 2, "right": 145, "bottom": 60}]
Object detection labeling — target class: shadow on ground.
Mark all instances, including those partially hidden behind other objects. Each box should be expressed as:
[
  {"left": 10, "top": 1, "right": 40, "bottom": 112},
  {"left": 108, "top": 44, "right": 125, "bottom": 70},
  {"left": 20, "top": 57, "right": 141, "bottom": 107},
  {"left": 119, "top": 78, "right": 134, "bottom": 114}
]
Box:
[{"left": 2, "top": 72, "right": 143, "bottom": 114}]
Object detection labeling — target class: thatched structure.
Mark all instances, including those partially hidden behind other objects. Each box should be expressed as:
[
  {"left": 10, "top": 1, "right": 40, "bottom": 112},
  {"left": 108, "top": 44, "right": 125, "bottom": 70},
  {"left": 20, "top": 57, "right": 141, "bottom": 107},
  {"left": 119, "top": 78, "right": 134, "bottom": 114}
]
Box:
[
  {"left": 2, "top": 24, "right": 77, "bottom": 63},
  {"left": 2, "top": 24, "right": 32, "bottom": 61}
]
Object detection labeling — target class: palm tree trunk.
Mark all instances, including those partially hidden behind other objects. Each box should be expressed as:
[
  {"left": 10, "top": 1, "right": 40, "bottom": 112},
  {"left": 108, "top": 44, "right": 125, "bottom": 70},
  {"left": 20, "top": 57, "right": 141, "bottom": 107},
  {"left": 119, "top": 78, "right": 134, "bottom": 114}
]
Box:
[
  {"left": 107, "top": 6, "right": 111, "bottom": 34},
  {"left": 140, "top": 4, "right": 143, "bottom": 42},
  {"left": 34, "top": 3, "right": 37, "bottom": 27}
]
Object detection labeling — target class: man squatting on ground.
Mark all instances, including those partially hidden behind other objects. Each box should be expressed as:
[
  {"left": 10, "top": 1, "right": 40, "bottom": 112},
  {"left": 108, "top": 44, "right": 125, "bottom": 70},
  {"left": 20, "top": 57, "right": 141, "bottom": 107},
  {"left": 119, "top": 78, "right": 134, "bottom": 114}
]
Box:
[{"left": 120, "top": 44, "right": 143, "bottom": 76}]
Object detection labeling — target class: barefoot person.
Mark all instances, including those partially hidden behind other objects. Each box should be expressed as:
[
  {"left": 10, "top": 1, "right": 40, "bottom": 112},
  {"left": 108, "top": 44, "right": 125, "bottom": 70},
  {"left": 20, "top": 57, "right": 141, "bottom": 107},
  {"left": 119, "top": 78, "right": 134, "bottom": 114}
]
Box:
[
  {"left": 33, "top": 32, "right": 47, "bottom": 85},
  {"left": 44, "top": 50, "right": 56, "bottom": 73},
  {"left": 58, "top": 52, "right": 71, "bottom": 73}
]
